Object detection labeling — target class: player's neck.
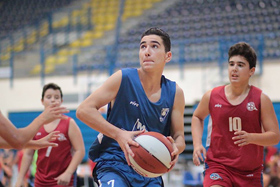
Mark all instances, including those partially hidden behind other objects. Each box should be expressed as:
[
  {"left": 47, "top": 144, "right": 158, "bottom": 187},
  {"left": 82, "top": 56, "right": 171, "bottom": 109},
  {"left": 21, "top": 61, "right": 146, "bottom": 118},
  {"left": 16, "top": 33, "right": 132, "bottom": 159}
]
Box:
[
  {"left": 227, "top": 84, "right": 251, "bottom": 97},
  {"left": 138, "top": 69, "right": 161, "bottom": 90},
  {"left": 44, "top": 119, "right": 61, "bottom": 132},
  {"left": 225, "top": 84, "right": 251, "bottom": 105},
  {"left": 138, "top": 69, "right": 162, "bottom": 103}
]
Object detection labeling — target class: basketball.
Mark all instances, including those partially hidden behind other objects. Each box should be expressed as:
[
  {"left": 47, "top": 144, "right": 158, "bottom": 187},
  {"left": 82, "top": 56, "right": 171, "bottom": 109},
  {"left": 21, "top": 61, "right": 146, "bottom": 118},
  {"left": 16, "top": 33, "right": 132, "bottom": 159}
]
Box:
[{"left": 128, "top": 131, "right": 174, "bottom": 178}]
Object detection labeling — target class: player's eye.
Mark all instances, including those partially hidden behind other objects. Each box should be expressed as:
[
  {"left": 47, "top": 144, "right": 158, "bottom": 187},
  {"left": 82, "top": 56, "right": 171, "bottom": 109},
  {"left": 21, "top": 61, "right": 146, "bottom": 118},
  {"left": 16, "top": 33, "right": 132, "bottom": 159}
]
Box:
[
  {"left": 152, "top": 45, "right": 158, "bottom": 48},
  {"left": 140, "top": 45, "right": 146, "bottom": 49}
]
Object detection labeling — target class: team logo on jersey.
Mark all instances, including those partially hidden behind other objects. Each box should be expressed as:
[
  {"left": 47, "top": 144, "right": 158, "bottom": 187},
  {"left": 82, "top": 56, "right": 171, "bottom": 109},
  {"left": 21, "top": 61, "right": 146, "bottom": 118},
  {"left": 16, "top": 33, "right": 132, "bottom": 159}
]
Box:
[
  {"left": 247, "top": 102, "right": 258, "bottom": 111},
  {"left": 132, "top": 118, "right": 146, "bottom": 131},
  {"left": 210, "top": 173, "right": 222, "bottom": 180},
  {"left": 160, "top": 108, "right": 169, "bottom": 122},
  {"left": 57, "top": 133, "right": 67, "bottom": 141}
]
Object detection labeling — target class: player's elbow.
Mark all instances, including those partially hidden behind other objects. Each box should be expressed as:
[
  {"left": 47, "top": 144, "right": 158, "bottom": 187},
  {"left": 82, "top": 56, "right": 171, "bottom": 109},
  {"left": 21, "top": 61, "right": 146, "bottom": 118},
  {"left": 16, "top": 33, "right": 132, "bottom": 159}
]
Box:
[
  {"left": 273, "top": 134, "right": 280, "bottom": 145},
  {"left": 76, "top": 106, "right": 86, "bottom": 121}
]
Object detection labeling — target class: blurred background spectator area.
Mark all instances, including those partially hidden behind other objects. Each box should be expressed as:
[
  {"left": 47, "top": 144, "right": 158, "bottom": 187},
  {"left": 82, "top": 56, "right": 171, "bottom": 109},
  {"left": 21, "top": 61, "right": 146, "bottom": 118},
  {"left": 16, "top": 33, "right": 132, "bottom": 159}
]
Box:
[{"left": 0, "top": 0, "right": 279, "bottom": 79}]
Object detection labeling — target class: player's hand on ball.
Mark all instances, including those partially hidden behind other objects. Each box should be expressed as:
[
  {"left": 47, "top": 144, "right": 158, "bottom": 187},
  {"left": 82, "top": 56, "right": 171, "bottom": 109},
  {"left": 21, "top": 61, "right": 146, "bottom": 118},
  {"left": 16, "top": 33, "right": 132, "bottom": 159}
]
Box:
[
  {"left": 115, "top": 129, "right": 144, "bottom": 166},
  {"left": 166, "top": 136, "right": 178, "bottom": 169}
]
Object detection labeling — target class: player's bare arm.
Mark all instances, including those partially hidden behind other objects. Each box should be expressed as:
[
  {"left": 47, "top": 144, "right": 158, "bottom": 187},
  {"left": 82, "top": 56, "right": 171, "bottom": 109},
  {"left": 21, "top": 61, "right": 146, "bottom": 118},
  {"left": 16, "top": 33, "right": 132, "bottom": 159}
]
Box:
[
  {"left": 169, "top": 84, "right": 186, "bottom": 166},
  {"left": 233, "top": 92, "right": 280, "bottom": 147},
  {"left": 0, "top": 104, "right": 68, "bottom": 149},
  {"left": 55, "top": 119, "right": 85, "bottom": 186},
  {"left": 76, "top": 70, "right": 140, "bottom": 163},
  {"left": 0, "top": 131, "right": 59, "bottom": 149},
  {"left": 191, "top": 90, "right": 211, "bottom": 166}
]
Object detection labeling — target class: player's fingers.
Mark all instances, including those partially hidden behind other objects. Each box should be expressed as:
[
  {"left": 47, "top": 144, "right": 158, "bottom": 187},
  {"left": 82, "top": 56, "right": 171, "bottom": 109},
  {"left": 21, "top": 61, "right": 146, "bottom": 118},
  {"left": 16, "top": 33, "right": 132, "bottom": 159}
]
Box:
[
  {"left": 203, "top": 149, "right": 207, "bottom": 159},
  {"left": 197, "top": 152, "right": 204, "bottom": 163},
  {"left": 124, "top": 150, "right": 131, "bottom": 166},
  {"left": 132, "top": 130, "right": 145, "bottom": 138},
  {"left": 237, "top": 140, "right": 248, "bottom": 146},
  {"left": 193, "top": 153, "right": 200, "bottom": 166},
  {"left": 48, "top": 143, "right": 59, "bottom": 147},
  {"left": 193, "top": 157, "right": 200, "bottom": 166},
  {"left": 126, "top": 143, "right": 134, "bottom": 157},
  {"left": 232, "top": 134, "right": 243, "bottom": 140},
  {"left": 166, "top": 136, "right": 175, "bottom": 143},
  {"left": 170, "top": 154, "right": 178, "bottom": 166}
]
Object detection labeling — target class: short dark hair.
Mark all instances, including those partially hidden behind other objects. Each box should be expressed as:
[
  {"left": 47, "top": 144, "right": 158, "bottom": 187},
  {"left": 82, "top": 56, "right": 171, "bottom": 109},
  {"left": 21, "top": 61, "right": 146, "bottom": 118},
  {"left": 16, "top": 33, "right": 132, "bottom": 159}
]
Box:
[
  {"left": 42, "top": 83, "right": 63, "bottom": 100},
  {"left": 228, "top": 42, "right": 257, "bottom": 69},
  {"left": 141, "top": 27, "right": 171, "bottom": 52}
]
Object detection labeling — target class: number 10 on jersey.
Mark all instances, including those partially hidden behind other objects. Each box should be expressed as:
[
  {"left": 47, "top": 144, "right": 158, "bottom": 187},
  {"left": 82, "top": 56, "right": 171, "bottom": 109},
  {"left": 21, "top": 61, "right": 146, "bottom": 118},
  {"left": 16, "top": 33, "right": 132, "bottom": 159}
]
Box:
[{"left": 229, "top": 117, "right": 242, "bottom": 132}]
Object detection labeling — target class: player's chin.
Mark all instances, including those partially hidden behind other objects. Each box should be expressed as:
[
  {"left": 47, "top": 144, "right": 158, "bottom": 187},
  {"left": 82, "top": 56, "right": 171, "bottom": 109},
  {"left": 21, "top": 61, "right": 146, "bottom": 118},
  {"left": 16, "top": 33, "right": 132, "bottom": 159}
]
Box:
[{"left": 142, "top": 66, "right": 155, "bottom": 72}]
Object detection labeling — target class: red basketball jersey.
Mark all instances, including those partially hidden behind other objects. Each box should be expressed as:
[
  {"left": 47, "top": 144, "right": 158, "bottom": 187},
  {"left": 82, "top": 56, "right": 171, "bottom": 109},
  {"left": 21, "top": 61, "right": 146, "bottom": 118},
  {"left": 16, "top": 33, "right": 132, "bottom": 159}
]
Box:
[
  {"left": 206, "top": 85, "right": 263, "bottom": 171},
  {"left": 33, "top": 117, "right": 74, "bottom": 186}
]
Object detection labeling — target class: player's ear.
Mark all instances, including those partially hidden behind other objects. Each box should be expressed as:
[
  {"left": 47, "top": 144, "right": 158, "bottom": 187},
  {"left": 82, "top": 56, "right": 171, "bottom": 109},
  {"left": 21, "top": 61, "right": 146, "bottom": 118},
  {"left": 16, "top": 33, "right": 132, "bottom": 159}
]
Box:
[
  {"left": 165, "top": 51, "right": 172, "bottom": 63},
  {"left": 249, "top": 67, "right": 255, "bottom": 77}
]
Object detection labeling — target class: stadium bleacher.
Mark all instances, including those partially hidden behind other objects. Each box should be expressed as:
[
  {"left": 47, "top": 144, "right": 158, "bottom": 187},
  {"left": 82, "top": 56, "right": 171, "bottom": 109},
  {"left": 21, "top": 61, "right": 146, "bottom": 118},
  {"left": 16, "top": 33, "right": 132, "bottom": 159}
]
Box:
[{"left": 0, "top": 0, "right": 279, "bottom": 78}]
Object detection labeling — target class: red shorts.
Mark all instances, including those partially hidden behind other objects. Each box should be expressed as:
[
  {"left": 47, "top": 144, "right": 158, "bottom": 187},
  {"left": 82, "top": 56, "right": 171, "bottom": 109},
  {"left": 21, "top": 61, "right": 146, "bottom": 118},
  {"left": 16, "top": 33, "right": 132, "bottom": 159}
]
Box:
[{"left": 203, "top": 162, "right": 263, "bottom": 187}]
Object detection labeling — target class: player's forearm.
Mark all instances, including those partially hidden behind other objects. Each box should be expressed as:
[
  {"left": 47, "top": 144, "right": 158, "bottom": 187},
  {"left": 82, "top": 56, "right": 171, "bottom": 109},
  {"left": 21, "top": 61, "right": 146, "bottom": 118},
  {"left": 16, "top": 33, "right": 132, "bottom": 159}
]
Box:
[
  {"left": 17, "top": 151, "right": 34, "bottom": 179},
  {"left": 0, "top": 112, "right": 28, "bottom": 149},
  {"left": 174, "top": 135, "right": 186, "bottom": 154},
  {"left": 191, "top": 116, "right": 204, "bottom": 147},
  {"left": 64, "top": 149, "right": 85, "bottom": 175},
  {"left": 23, "top": 140, "right": 43, "bottom": 149},
  {"left": 0, "top": 138, "right": 14, "bottom": 149},
  {"left": 18, "top": 114, "right": 47, "bottom": 140},
  {"left": 250, "top": 131, "right": 280, "bottom": 146},
  {"left": 76, "top": 107, "right": 122, "bottom": 140}
]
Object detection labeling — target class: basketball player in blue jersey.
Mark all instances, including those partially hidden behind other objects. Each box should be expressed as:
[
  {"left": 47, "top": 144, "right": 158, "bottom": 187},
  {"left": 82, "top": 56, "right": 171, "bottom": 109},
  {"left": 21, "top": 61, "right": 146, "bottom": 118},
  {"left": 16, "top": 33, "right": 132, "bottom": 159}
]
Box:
[
  {"left": 77, "top": 27, "right": 186, "bottom": 187},
  {"left": 191, "top": 42, "right": 280, "bottom": 187}
]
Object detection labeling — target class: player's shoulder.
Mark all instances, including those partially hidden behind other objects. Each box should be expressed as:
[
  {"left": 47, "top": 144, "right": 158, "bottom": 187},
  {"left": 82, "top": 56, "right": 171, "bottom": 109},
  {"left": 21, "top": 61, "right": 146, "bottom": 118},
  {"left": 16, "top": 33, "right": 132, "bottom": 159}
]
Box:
[{"left": 260, "top": 91, "right": 273, "bottom": 104}]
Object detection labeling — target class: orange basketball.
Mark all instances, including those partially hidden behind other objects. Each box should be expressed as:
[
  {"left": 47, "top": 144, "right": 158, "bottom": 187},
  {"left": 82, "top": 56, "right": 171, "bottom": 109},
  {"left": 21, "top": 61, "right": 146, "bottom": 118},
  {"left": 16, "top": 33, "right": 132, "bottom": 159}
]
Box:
[{"left": 129, "top": 131, "right": 174, "bottom": 178}]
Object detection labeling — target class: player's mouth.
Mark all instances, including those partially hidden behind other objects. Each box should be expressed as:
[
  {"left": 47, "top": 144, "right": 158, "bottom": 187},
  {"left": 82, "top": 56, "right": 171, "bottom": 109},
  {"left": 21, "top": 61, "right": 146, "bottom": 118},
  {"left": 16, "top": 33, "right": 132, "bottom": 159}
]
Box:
[{"left": 231, "top": 74, "right": 238, "bottom": 79}]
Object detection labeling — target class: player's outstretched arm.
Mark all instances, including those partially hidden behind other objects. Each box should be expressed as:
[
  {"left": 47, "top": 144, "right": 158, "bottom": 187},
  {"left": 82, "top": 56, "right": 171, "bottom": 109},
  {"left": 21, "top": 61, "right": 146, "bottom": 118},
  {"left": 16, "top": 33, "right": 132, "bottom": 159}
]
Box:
[
  {"left": 24, "top": 131, "right": 59, "bottom": 149},
  {"left": 0, "top": 131, "right": 59, "bottom": 149},
  {"left": 0, "top": 104, "right": 68, "bottom": 149}
]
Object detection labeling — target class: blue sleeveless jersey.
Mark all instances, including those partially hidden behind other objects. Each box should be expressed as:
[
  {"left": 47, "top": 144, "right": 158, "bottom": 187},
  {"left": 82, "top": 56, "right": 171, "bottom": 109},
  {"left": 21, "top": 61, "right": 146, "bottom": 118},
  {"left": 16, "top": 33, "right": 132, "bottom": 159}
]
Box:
[{"left": 89, "top": 68, "right": 176, "bottom": 163}]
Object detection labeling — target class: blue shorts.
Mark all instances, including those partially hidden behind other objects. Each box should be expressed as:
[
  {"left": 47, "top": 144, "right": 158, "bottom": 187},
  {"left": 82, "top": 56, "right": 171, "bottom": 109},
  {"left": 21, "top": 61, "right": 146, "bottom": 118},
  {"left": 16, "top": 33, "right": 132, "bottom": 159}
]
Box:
[
  {"left": 93, "top": 160, "right": 164, "bottom": 187},
  {"left": 203, "top": 162, "right": 263, "bottom": 187}
]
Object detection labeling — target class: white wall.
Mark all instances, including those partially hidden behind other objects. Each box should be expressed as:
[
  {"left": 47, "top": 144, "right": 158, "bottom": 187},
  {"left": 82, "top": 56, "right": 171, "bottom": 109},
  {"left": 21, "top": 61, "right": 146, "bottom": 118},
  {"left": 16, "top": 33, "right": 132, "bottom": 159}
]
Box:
[{"left": 1, "top": 60, "right": 280, "bottom": 117}]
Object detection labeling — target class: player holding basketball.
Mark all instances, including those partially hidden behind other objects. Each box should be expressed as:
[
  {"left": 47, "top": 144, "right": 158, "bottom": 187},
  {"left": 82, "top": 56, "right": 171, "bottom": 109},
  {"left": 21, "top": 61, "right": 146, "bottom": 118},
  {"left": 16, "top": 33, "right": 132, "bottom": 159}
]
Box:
[
  {"left": 0, "top": 104, "right": 68, "bottom": 149},
  {"left": 16, "top": 83, "right": 85, "bottom": 187},
  {"left": 76, "top": 27, "right": 186, "bottom": 187},
  {"left": 191, "top": 42, "right": 280, "bottom": 186}
]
